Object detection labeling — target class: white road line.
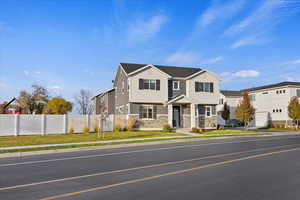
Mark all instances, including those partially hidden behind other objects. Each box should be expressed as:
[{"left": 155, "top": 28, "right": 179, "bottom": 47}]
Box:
[{"left": 0, "top": 136, "right": 299, "bottom": 168}]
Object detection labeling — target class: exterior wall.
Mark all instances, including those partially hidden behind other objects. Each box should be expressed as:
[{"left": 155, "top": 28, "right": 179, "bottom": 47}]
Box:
[
  {"left": 249, "top": 87, "right": 291, "bottom": 121},
  {"left": 115, "top": 66, "right": 129, "bottom": 107},
  {"left": 186, "top": 71, "right": 220, "bottom": 105},
  {"left": 129, "top": 66, "right": 169, "bottom": 103},
  {"left": 197, "top": 115, "right": 217, "bottom": 129},
  {"left": 94, "top": 90, "right": 115, "bottom": 115},
  {"left": 168, "top": 79, "right": 186, "bottom": 99},
  {"left": 225, "top": 96, "right": 242, "bottom": 120},
  {"left": 129, "top": 114, "right": 168, "bottom": 130}
]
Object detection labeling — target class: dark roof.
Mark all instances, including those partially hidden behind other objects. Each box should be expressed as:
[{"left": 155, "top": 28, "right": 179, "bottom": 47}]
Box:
[
  {"left": 92, "top": 88, "right": 115, "bottom": 100},
  {"left": 120, "top": 63, "right": 202, "bottom": 78},
  {"left": 243, "top": 82, "right": 300, "bottom": 92},
  {"left": 221, "top": 90, "right": 242, "bottom": 97}
]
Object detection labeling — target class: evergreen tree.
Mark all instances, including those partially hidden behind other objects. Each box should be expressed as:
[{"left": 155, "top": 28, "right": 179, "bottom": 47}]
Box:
[{"left": 221, "top": 102, "right": 230, "bottom": 124}]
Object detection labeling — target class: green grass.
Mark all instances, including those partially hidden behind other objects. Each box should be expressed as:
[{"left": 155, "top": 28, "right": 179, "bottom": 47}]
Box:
[
  {"left": 266, "top": 128, "right": 299, "bottom": 131},
  {"left": 0, "top": 132, "right": 270, "bottom": 154},
  {"left": 201, "top": 129, "right": 257, "bottom": 135},
  {"left": 0, "top": 131, "right": 184, "bottom": 148}
]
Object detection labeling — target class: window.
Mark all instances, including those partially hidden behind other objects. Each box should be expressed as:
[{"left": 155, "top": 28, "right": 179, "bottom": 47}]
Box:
[
  {"left": 283, "top": 90, "right": 285, "bottom": 93},
  {"left": 173, "top": 81, "right": 180, "bottom": 90},
  {"left": 276, "top": 91, "right": 279, "bottom": 94},
  {"left": 139, "top": 79, "right": 160, "bottom": 90},
  {"left": 195, "top": 82, "right": 214, "bottom": 93},
  {"left": 273, "top": 109, "right": 275, "bottom": 113},
  {"left": 279, "top": 109, "right": 282, "bottom": 112},
  {"left": 249, "top": 94, "right": 256, "bottom": 101},
  {"left": 297, "top": 89, "right": 300, "bottom": 97},
  {"left": 139, "top": 105, "right": 153, "bottom": 119},
  {"left": 219, "top": 98, "right": 224, "bottom": 104},
  {"left": 122, "top": 80, "right": 125, "bottom": 93},
  {"left": 206, "top": 107, "right": 211, "bottom": 117}
]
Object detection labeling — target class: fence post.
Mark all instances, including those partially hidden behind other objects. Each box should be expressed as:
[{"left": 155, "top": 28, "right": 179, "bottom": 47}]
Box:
[
  {"left": 14, "top": 114, "right": 20, "bottom": 136},
  {"left": 86, "top": 115, "right": 90, "bottom": 131},
  {"left": 64, "top": 114, "right": 68, "bottom": 134},
  {"left": 41, "top": 114, "right": 46, "bottom": 135}
]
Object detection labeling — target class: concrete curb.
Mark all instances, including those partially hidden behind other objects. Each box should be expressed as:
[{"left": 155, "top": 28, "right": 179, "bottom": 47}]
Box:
[{"left": 1, "top": 133, "right": 296, "bottom": 159}]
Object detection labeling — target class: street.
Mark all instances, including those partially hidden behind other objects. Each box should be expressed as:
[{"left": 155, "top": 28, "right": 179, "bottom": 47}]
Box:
[{"left": 1, "top": 135, "right": 300, "bottom": 200}]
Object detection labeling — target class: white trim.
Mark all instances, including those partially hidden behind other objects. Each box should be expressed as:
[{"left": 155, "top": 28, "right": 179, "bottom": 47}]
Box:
[
  {"left": 167, "top": 95, "right": 185, "bottom": 104},
  {"left": 91, "top": 88, "right": 115, "bottom": 100},
  {"left": 139, "top": 105, "right": 154, "bottom": 120},
  {"left": 173, "top": 81, "right": 180, "bottom": 90},
  {"left": 128, "top": 64, "right": 172, "bottom": 78},
  {"left": 185, "top": 70, "right": 221, "bottom": 80}
]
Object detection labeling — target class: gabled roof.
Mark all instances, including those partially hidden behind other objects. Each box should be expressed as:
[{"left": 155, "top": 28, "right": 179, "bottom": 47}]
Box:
[
  {"left": 243, "top": 81, "right": 300, "bottom": 92},
  {"left": 120, "top": 63, "right": 202, "bottom": 78},
  {"left": 91, "top": 88, "right": 115, "bottom": 100},
  {"left": 221, "top": 90, "right": 242, "bottom": 97}
]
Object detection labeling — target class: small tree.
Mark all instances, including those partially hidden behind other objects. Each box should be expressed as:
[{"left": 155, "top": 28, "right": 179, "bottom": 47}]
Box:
[
  {"left": 288, "top": 97, "right": 300, "bottom": 129},
  {"left": 74, "top": 89, "right": 93, "bottom": 115},
  {"left": 47, "top": 97, "right": 72, "bottom": 114},
  {"left": 221, "top": 102, "right": 230, "bottom": 124},
  {"left": 236, "top": 91, "right": 255, "bottom": 129}
]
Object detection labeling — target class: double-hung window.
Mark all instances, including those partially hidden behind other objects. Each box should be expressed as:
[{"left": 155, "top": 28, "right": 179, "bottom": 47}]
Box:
[
  {"left": 195, "top": 82, "right": 214, "bottom": 93},
  {"left": 139, "top": 105, "right": 155, "bottom": 119},
  {"left": 139, "top": 79, "right": 160, "bottom": 90},
  {"left": 173, "top": 81, "right": 180, "bottom": 90},
  {"left": 297, "top": 89, "right": 300, "bottom": 97}
]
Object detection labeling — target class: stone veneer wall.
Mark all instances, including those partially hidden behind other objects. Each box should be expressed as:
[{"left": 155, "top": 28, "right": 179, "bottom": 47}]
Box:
[
  {"left": 198, "top": 115, "right": 217, "bottom": 129},
  {"left": 128, "top": 114, "right": 168, "bottom": 130},
  {"left": 270, "top": 120, "right": 293, "bottom": 128}
]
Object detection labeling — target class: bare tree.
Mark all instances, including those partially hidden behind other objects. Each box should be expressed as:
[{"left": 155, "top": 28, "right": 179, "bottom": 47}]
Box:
[{"left": 74, "top": 89, "right": 93, "bottom": 114}]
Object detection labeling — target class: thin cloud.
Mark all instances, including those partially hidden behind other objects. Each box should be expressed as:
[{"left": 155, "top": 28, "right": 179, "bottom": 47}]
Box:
[
  {"left": 284, "top": 59, "right": 300, "bottom": 65},
  {"left": 165, "top": 51, "right": 200, "bottom": 65},
  {"left": 198, "top": 0, "right": 246, "bottom": 28},
  {"left": 234, "top": 70, "right": 260, "bottom": 78},
  {"left": 201, "top": 56, "right": 224, "bottom": 65},
  {"left": 230, "top": 35, "right": 270, "bottom": 49},
  {"left": 127, "top": 14, "right": 168, "bottom": 43}
]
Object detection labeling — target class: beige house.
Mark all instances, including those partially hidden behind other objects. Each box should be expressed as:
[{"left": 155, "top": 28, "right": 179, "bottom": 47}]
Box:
[{"left": 93, "top": 63, "right": 221, "bottom": 130}]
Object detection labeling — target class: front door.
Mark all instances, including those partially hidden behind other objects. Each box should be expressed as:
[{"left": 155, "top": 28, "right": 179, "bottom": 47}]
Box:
[{"left": 173, "top": 106, "right": 181, "bottom": 128}]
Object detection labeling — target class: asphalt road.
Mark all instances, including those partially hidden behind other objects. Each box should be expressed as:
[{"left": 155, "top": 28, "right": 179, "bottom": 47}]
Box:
[{"left": 1, "top": 135, "right": 300, "bottom": 200}]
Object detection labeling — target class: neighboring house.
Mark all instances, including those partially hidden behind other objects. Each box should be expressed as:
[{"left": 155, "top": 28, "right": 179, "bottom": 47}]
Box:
[
  {"left": 1, "top": 98, "right": 26, "bottom": 114},
  {"left": 217, "top": 90, "right": 242, "bottom": 125},
  {"left": 243, "top": 81, "right": 300, "bottom": 127},
  {"left": 93, "top": 63, "right": 221, "bottom": 130},
  {"left": 92, "top": 88, "right": 115, "bottom": 115}
]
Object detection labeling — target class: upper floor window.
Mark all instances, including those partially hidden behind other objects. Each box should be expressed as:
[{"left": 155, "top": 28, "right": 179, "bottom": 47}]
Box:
[
  {"left": 173, "top": 81, "right": 180, "bottom": 90},
  {"left": 195, "top": 82, "right": 214, "bottom": 93},
  {"left": 249, "top": 94, "right": 256, "bottom": 101},
  {"left": 219, "top": 98, "right": 224, "bottom": 104},
  {"left": 122, "top": 80, "right": 125, "bottom": 93},
  {"left": 139, "top": 79, "right": 160, "bottom": 90}
]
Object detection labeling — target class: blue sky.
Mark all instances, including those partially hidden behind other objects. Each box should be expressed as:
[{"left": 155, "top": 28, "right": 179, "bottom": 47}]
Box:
[{"left": 1, "top": 0, "right": 300, "bottom": 103}]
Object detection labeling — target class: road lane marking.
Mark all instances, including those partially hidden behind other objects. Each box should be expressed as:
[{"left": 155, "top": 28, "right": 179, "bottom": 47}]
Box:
[
  {"left": 40, "top": 146, "right": 300, "bottom": 200},
  {"left": 0, "top": 143, "right": 298, "bottom": 191},
  {"left": 1, "top": 136, "right": 300, "bottom": 167}
]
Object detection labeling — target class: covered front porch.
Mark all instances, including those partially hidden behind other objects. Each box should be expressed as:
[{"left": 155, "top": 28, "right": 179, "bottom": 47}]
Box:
[{"left": 167, "top": 95, "right": 217, "bottom": 129}]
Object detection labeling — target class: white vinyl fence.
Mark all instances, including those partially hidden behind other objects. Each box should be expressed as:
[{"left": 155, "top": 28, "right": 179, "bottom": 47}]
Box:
[{"left": 0, "top": 114, "right": 114, "bottom": 137}]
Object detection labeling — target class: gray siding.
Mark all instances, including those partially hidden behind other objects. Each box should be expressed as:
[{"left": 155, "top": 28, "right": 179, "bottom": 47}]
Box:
[
  {"left": 168, "top": 80, "right": 186, "bottom": 99},
  {"left": 94, "top": 90, "right": 115, "bottom": 115},
  {"left": 115, "top": 66, "right": 129, "bottom": 107}
]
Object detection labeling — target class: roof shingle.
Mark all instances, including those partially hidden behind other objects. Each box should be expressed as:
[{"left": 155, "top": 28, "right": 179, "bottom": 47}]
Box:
[{"left": 120, "top": 63, "right": 202, "bottom": 78}]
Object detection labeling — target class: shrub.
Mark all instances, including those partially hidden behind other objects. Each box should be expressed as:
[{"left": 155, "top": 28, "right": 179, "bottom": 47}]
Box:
[
  {"left": 127, "top": 118, "right": 136, "bottom": 131},
  {"left": 162, "top": 124, "right": 172, "bottom": 132},
  {"left": 123, "top": 126, "right": 128, "bottom": 131},
  {"left": 115, "top": 124, "right": 122, "bottom": 132},
  {"left": 94, "top": 124, "right": 99, "bottom": 133},
  {"left": 83, "top": 127, "right": 89, "bottom": 134},
  {"left": 218, "top": 125, "right": 225, "bottom": 130},
  {"left": 192, "top": 127, "right": 203, "bottom": 133},
  {"left": 68, "top": 127, "right": 74, "bottom": 134}
]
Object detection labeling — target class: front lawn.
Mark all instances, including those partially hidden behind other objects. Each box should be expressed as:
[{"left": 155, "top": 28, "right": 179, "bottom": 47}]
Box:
[{"left": 0, "top": 131, "right": 184, "bottom": 147}]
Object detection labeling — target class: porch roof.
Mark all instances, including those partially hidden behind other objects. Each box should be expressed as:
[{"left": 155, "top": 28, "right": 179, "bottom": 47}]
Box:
[{"left": 167, "top": 95, "right": 191, "bottom": 104}]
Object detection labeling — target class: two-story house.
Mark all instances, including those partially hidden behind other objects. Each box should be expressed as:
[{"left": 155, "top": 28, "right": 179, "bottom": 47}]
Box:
[
  {"left": 243, "top": 82, "right": 300, "bottom": 127},
  {"left": 93, "top": 63, "right": 221, "bottom": 130}
]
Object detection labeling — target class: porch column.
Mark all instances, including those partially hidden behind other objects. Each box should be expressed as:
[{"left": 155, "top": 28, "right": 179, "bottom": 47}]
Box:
[
  {"left": 168, "top": 104, "right": 173, "bottom": 127},
  {"left": 191, "top": 104, "right": 196, "bottom": 128}
]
